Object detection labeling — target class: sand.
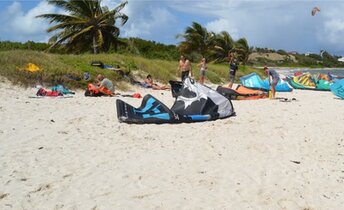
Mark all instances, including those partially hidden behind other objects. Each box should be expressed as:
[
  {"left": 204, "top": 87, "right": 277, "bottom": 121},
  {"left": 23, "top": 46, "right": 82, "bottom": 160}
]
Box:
[{"left": 0, "top": 78, "right": 343, "bottom": 210}]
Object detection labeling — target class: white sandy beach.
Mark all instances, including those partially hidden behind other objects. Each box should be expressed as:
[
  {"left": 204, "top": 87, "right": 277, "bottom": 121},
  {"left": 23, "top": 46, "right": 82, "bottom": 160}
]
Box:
[{"left": 0, "top": 78, "right": 343, "bottom": 210}]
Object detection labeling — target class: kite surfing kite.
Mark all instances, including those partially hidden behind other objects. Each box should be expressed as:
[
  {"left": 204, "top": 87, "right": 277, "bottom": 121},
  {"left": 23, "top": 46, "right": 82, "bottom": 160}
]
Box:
[
  {"left": 311, "top": 6, "right": 320, "bottom": 16},
  {"left": 116, "top": 78, "right": 235, "bottom": 124}
]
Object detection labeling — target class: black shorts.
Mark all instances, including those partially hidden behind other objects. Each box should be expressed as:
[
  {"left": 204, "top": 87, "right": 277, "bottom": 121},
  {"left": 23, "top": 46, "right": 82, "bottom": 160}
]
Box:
[
  {"left": 228, "top": 73, "right": 235, "bottom": 83},
  {"left": 181, "top": 71, "right": 189, "bottom": 81}
]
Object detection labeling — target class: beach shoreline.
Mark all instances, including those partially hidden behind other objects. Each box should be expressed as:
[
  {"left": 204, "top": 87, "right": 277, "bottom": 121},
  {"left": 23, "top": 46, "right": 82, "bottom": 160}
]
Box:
[{"left": 256, "top": 66, "right": 344, "bottom": 71}]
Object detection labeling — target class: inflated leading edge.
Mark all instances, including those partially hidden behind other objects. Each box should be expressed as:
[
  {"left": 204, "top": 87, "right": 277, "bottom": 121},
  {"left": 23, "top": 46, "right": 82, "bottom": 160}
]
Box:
[{"left": 116, "top": 78, "right": 235, "bottom": 124}]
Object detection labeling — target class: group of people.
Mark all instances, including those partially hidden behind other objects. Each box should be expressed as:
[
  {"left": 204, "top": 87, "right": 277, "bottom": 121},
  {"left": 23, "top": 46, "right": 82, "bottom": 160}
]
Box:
[
  {"left": 177, "top": 52, "right": 239, "bottom": 87},
  {"left": 90, "top": 52, "right": 280, "bottom": 99},
  {"left": 177, "top": 52, "right": 280, "bottom": 99},
  {"left": 88, "top": 73, "right": 171, "bottom": 96},
  {"left": 177, "top": 55, "right": 208, "bottom": 85}
]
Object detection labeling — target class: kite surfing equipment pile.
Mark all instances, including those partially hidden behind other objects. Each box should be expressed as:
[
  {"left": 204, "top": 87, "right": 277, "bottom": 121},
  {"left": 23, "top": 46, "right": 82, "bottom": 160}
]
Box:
[
  {"left": 286, "top": 73, "right": 333, "bottom": 91},
  {"left": 116, "top": 78, "right": 235, "bottom": 124}
]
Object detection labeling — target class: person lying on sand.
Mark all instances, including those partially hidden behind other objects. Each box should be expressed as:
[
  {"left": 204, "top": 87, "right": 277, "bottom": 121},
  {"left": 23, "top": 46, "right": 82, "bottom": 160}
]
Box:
[{"left": 142, "top": 75, "right": 170, "bottom": 90}]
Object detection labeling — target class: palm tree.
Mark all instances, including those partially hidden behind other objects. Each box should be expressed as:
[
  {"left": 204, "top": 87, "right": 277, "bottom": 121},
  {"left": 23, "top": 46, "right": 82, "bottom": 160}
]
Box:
[
  {"left": 234, "top": 38, "right": 250, "bottom": 65},
  {"left": 37, "top": 0, "right": 128, "bottom": 53},
  {"left": 177, "top": 22, "right": 215, "bottom": 58},
  {"left": 212, "top": 31, "right": 235, "bottom": 63}
]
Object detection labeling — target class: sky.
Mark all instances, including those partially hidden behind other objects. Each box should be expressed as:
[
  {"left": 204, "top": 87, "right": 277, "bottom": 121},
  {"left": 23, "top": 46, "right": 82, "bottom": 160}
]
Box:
[{"left": 1, "top": 0, "right": 344, "bottom": 55}]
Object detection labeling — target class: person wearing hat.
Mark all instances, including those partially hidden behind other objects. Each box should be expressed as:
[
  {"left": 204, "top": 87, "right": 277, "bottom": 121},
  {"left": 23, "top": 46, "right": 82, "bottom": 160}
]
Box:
[{"left": 264, "top": 66, "right": 280, "bottom": 99}]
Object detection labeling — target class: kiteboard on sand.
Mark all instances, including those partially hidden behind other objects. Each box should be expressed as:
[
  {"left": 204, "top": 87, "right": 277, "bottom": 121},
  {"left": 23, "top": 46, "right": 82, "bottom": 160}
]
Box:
[{"left": 28, "top": 95, "right": 74, "bottom": 99}]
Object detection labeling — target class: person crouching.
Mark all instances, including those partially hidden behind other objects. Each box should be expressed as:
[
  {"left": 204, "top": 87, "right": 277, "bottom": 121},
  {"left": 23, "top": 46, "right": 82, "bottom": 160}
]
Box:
[
  {"left": 264, "top": 66, "right": 280, "bottom": 99},
  {"left": 85, "top": 74, "right": 115, "bottom": 96}
]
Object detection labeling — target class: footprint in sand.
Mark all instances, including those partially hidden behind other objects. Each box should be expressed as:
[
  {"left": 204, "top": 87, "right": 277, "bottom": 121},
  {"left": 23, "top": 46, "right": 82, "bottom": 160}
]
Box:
[
  {"left": 0, "top": 193, "right": 9, "bottom": 200},
  {"left": 68, "top": 117, "right": 84, "bottom": 124},
  {"left": 57, "top": 131, "right": 69, "bottom": 135},
  {"left": 29, "top": 183, "right": 53, "bottom": 194},
  {"left": 277, "top": 199, "right": 303, "bottom": 209}
]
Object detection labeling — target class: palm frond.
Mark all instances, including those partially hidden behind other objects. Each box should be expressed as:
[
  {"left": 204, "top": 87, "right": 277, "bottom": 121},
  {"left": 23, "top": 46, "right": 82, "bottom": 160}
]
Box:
[
  {"left": 46, "top": 20, "right": 87, "bottom": 32},
  {"left": 37, "top": 0, "right": 128, "bottom": 53},
  {"left": 69, "top": 25, "right": 94, "bottom": 42},
  {"left": 36, "top": 13, "right": 82, "bottom": 24}
]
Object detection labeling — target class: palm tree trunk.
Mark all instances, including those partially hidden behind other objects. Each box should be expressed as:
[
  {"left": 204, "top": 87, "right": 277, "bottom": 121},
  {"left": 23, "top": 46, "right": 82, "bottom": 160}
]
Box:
[{"left": 93, "top": 35, "right": 98, "bottom": 54}]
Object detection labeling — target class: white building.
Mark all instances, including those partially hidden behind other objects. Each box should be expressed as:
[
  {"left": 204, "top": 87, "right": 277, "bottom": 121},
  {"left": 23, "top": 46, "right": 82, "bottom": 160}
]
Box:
[{"left": 338, "top": 57, "right": 344, "bottom": 62}]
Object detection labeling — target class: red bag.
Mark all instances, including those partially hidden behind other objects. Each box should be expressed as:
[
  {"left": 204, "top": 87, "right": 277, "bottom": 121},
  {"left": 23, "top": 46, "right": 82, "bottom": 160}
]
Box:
[{"left": 132, "top": 93, "right": 142, "bottom": 98}]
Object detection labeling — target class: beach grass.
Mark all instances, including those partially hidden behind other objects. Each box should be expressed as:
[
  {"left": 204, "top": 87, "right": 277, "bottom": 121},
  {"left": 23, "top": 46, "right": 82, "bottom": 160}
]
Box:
[{"left": 0, "top": 50, "right": 265, "bottom": 89}]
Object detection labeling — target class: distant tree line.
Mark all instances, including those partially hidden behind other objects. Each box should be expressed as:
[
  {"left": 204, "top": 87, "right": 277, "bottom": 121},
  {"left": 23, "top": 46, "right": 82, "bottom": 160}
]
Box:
[
  {"left": 116, "top": 38, "right": 179, "bottom": 61},
  {"left": 0, "top": 41, "right": 50, "bottom": 52},
  {"left": 0, "top": 39, "right": 180, "bottom": 60}
]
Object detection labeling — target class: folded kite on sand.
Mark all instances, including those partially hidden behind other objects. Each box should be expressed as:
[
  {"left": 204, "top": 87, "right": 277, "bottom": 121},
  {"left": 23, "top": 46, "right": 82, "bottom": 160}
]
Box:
[
  {"left": 116, "top": 78, "right": 235, "bottom": 124},
  {"left": 286, "top": 73, "right": 333, "bottom": 91},
  {"left": 216, "top": 85, "right": 268, "bottom": 100},
  {"left": 240, "top": 72, "right": 292, "bottom": 92},
  {"left": 330, "top": 78, "right": 344, "bottom": 99}
]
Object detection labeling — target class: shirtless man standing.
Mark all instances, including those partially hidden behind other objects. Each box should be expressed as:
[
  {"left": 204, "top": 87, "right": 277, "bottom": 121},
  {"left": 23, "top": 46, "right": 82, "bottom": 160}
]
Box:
[{"left": 178, "top": 55, "right": 193, "bottom": 81}]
